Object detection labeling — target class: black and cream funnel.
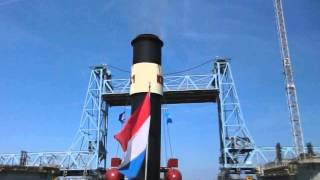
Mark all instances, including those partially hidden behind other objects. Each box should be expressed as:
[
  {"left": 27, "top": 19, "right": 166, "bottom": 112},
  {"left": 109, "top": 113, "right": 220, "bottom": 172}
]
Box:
[{"left": 130, "top": 34, "right": 163, "bottom": 180}]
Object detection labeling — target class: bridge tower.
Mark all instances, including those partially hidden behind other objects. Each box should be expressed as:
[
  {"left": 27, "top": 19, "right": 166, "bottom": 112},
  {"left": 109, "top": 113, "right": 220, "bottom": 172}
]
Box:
[
  {"left": 215, "top": 59, "right": 257, "bottom": 178},
  {"left": 69, "top": 65, "right": 110, "bottom": 170}
]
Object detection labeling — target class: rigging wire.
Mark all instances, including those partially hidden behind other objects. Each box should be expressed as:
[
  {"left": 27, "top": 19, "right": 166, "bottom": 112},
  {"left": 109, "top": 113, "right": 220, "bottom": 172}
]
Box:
[
  {"left": 164, "top": 59, "right": 213, "bottom": 75},
  {"left": 115, "top": 142, "right": 120, "bottom": 157},
  {"left": 107, "top": 64, "right": 130, "bottom": 73},
  {"left": 163, "top": 107, "right": 174, "bottom": 158},
  {"left": 162, "top": 92, "right": 175, "bottom": 159},
  {"left": 115, "top": 106, "right": 130, "bottom": 158},
  {"left": 106, "top": 59, "right": 214, "bottom": 76},
  {"left": 162, "top": 107, "right": 169, "bottom": 163},
  {"left": 166, "top": 114, "right": 174, "bottom": 157}
]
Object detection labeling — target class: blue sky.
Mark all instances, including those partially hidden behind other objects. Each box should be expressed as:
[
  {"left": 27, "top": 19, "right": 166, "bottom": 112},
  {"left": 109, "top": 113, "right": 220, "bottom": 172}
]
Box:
[{"left": 0, "top": 0, "right": 319, "bottom": 179}]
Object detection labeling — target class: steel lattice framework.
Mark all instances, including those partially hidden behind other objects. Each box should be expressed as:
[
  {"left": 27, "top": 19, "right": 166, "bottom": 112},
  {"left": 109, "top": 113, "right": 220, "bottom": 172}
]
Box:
[
  {"left": 274, "top": 0, "right": 305, "bottom": 156},
  {"left": 215, "top": 60, "right": 258, "bottom": 171},
  {"left": 0, "top": 60, "right": 318, "bottom": 173},
  {"left": 67, "top": 65, "right": 109, "bottom": 170},
  {"left": 104, "top": 74, "right": 217, "bottom": 94}
]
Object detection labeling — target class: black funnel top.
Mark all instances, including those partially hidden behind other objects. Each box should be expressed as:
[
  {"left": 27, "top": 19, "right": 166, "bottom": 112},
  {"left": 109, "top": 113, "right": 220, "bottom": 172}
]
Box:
[{"left": 131, "top": 34, "right": 163, "bottom": 65}]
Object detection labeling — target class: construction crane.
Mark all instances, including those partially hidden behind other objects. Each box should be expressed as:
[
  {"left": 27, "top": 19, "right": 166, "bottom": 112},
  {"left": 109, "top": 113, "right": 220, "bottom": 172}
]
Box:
[{"left": 273, "top": 0, "right": 305, "bottom": 156}]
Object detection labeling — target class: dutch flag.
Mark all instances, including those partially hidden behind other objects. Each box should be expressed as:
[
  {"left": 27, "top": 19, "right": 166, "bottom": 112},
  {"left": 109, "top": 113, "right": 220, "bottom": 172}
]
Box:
[{"left": 114, "top": 93, "right": 151, "bottom": 179}]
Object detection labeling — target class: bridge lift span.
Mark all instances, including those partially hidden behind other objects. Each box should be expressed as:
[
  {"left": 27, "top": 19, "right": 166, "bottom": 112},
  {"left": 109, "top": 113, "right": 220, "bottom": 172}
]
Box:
[
  {"left": 0, "top": 59, "right": 318, "bottom": 178},
  {"left": 105, "top": 59, "right": 258, "bottom": 175}
]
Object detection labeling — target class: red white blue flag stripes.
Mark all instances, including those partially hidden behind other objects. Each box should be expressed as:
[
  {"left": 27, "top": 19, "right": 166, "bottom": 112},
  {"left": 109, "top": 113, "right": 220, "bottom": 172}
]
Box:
[{"left": 114, "top": 93, "right": 151, "bottom": 178}]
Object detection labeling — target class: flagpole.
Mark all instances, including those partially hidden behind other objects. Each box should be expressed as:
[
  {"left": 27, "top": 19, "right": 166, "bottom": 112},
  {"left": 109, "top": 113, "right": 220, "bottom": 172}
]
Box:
[
  {"left": 144, "top": 84, "right": 151, "bottom": 180},
  {"left": 144, "top": 134, "right": 149, "bottom": 180}
]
